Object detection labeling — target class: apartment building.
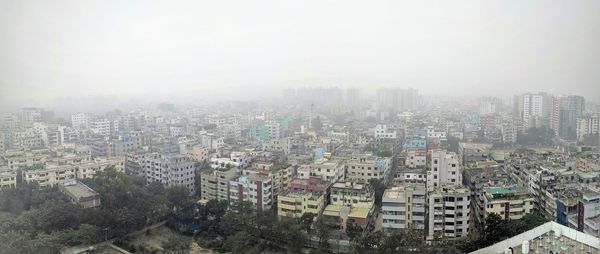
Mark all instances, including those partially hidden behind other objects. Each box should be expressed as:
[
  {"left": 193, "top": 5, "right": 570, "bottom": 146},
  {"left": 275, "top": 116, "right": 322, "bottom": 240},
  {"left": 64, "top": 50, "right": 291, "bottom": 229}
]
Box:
[
  {"left": 458, "top": 143, "right": 492, "bottom": 166},
  {"left": 141, "top": 153, "right": 196, "bottom": 193},
  {"left": 242, "top": 165, "right": 293, "bottom": 197},
  {"left": 482, "top": 187, "right": 534, "bottom": 220},
  {"left": 76, "top": 158, "right": 125, "bottom": 179},
  {"left": 22, "top": 164, "right": 77, "bottom": 187},
  {"left": 330, "top": 181, "right": 374, "bottom": 208},
  {"left": 427, "top": 150, "right": 462, "bottom": 191},
  {"left": 90, "top": 118, "right": 112, "bottom": 136},
  {"left": 345, "top": 154, "right": 391, "bottom": 183},
  {"left": 577, "top": 114, "right": 600, "bottom": 141},
  {"left": 277, "top": 190, "right": 326, "bottom": 218},
  {"left": 405, "top": 149, "right": 426, "bottom": 168},
  {"left": 229, "top": 174, "right": 273, "bottom": 210},
  {"left": 427, "top": 184, "right": 470, "bottom": 240},
  {"left": 71, "top": 113, "right": 88, "bottom": 129},
  {"left": 185, "top": 144, "right": 209, "bottom": 162},
  {"left": 310, "top": 159, "right": 345, "bottom": 183},
  {"left": 382, "top": 183, "right": 426, "bottom": 230},
  {"left": 200, "top": 167, "right": 237, "bottom": 202},
  {"left": 374, "top": 124, "right": 397, "bottom": 139},
  {"left": 0, "top": 169, "right": 17, "bottom": 188}
]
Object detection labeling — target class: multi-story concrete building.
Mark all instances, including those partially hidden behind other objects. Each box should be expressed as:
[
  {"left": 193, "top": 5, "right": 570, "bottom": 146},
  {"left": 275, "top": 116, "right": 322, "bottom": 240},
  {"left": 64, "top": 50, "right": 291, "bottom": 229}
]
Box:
[
  {"left": 141, "top": 153, "right": 196, "bottom": 193},
  {"left": 71, "top": 113, "right": 88, "bottom": 129},
  {"left": 482, "top": 187, "right": 534, "bottom": 221},
  {"left": 310, "top": 159, "right": 345, "bottom": 183},
  {"left": 479, "top": 97, "right": 503, "bottom": 115},
  {"left": 200, "top": 167, "right": 237, "bottom": 202},
  {"left": 458, "top": 143, "right": 492, "bottom": 166},
  {"left": 374, "top": 124, "right": 397, "bottom": 139},
  {"left": 330, "top": 181, "right": 374, "bottom": 208},
  {"left": 90, "top": 118, "right": 111, "bottom": 136},
  {"left": 427, "top": 150, "right": 461, "bottom": 191},
  {"left": 382, "top": 183, "right": 426, "bottom": 230},
  {"left": 515, "top": 92, "right": 552, "bottom": 130},
  {"left": 185, "top": 144, "right": 209, "bottom": 162},
  {"left": 345, "top": 154, "right": 391, "bottom": 183},
  {"left": 277, "top": 190, "right": 326, "bottom": 218},
  {"left": 0, "top": 169, "right": 17, "bottom": 188},
  {"left": 376, "top": 87, "right": 419, "bottom": 112},
  {"left": 577, "top": 114, "right": 600, "bottom": 141},
  {"left": 76, "top": 158, "right": 125, "bottom": 179},
  {"left": 405, "top": 149, "right": 426, "bottom": 168},
  {"left": 22, "top": 164, "right": 77, "bottom": 187},
  {"left": 427, "top": 184, "right": 470, "bottom": 240},
  {"left": 558, "top": 95, "right": 585, "bottom": 140},
  {"left": 229, "top": 174, "right": 273, "bottom": 210}
]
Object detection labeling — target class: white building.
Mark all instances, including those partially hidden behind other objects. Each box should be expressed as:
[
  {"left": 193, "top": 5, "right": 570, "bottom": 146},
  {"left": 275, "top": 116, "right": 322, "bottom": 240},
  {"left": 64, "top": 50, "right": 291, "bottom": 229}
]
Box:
[
  {"left": 310, "top": 159, "right": 345, "bottom": 183},
  {"left": 210, "top": 157, "right": 241, "bottom": 169},
  {"left": 90, "top": 119, "right": 111, "bottom": 136},
  {"left": 405, "top": 150, "right": 426, "bottom": 168},
  {"left": 71, "top": 113, "right": 88, "bottom": 129},
  {"left": 427, "top": 150, "right": 462, "bottom": 191},
  {"left": 427, "top": 184, "right": 470, "bottom": 240},
  {"left": 382, "top": 183, "right": 426, "bottom": 230},
  {"left": 374, "top": 124, "right": 397, "bottom": 139},
  {"left": 141, "top": 153, "right": 196, "bottom": 193},
  {"left": 577, "top": 114, "right": 600, "bottom": 141}
]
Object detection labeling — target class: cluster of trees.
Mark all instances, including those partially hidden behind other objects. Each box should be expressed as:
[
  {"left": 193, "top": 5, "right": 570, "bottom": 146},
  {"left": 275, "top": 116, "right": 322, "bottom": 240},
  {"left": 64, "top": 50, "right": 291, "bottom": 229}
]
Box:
[
  {"left": 192, "top": 200, "right": 315, "bottom": 253},
  {"left": 0, "top": 167, "right": 192, "bottom": 254},
  {"left": 345, "top": 225, "right": 462, "bottom": 254}
]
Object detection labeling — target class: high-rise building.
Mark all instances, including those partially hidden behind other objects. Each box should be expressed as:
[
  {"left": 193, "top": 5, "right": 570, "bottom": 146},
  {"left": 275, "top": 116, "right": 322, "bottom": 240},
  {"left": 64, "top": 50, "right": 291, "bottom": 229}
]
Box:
[
  {"left": 427, "top": 184, "right": 470, "bottom": 240},
  {"left": 376, "top": 88, "right": 419, "bottom": 112},
  {"left": 382, "top": 183, "right": 426, "bottom": 230},
  {"left": 515, "top": 92, "right": 552, "bottom": 130},
  {"left": 479, "top": 97, "right": 503, "bottom": 115},
  {"left": 558, "top": 95, "right": 585, "bottom": 140},
  {"left": 577, "top": 114, "right": 600, "bottom": 141},
  {"left": 427, "top": 150, "right": 462, "bottom": 191}
]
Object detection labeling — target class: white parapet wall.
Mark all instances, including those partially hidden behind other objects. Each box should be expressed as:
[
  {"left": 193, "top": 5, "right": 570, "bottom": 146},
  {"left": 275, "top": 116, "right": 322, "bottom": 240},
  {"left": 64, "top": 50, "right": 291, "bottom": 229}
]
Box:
[{"left": 469, "top": 222, "right": 600, "bottom": 254}]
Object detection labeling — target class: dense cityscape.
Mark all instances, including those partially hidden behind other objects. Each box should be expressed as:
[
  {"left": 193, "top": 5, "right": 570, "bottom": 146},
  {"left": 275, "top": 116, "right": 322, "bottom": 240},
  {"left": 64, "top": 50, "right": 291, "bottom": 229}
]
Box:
[
  {"left": 1, "top": 88, "right": 599, "bottom": 253},
  {"left": 2, "top": 1, "right": 600, "bottom": 254}
]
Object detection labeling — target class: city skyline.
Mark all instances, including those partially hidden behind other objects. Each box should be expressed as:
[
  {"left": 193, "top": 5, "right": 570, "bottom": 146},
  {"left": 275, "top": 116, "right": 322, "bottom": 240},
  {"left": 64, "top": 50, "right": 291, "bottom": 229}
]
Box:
[{"left": 2, "top": 0, "right": 600, "bottom": 110}]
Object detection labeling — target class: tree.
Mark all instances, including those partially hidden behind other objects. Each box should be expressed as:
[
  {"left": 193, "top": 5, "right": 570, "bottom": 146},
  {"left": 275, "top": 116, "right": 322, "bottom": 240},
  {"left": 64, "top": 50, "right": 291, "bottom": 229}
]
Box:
[
  {"left": 368, "top": 178, "right": 386, "bottom": 208},
  {"left": 166, "top": 186, "right": 190, "bottom": 209},
  {"left": 162, "top": 235, "right": 191, "bottom": 253},
  {"left": 222, "top": 231, "right": 257, "bottom": 253},
  {"left": 345, "top": 221, "right": 362, "bottom": 241},
  {"left": 315, "top": 217, "right": 333, "bottom": 252},
  {"left": 352, "top": 231, "right": 383, "bottom": 254}
]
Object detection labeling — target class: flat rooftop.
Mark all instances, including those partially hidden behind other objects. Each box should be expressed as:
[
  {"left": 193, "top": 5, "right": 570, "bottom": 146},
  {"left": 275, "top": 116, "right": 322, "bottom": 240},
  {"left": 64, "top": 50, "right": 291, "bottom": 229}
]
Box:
[
  {"left": 470, "top": 222, "right": 600, "bottom": 254},
  {"left": 61, "top": 181, "right": 99, "bottom": 199}
]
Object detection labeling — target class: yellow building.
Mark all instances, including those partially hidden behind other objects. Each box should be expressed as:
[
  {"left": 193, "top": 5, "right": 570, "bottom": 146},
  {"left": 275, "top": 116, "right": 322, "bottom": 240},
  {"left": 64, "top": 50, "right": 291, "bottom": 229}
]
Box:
[
  {"left": 322, "top": 203, "right": 374, "bottom": 229},
  {"left": 277, "top": 190, "right": 326, "bottom": 218},
  {"left": 483, "top": 187, "right": 534, "bottom": 220}
]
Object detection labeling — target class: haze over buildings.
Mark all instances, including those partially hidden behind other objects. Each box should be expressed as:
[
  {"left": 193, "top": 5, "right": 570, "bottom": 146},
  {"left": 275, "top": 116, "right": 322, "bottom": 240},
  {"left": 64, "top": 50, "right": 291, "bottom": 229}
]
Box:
[{"left": 1, "top": 0, "right": 600, "bottom": 111}]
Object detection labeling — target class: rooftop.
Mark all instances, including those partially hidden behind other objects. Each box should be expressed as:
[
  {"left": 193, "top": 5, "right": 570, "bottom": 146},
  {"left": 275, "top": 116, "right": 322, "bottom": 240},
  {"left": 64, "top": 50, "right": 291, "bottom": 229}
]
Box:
[
  {"left": 470, "top": 222, "right": 600, "bottom": 254},
  {"left": 60, "top": 181, "right": 99, "bottom": 199}
]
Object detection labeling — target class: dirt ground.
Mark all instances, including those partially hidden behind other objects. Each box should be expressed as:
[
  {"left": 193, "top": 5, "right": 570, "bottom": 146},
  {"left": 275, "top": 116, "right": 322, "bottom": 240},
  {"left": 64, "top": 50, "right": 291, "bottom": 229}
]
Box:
[{"left": 128, "top": 225, "right": 215, "bottom": 253}]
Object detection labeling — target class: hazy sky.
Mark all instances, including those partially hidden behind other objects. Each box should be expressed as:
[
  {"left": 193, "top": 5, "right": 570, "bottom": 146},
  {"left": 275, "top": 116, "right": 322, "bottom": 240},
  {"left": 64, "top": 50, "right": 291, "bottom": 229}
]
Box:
[{"left": 1, "top": 0, "right": 599, "bottom": 111}]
